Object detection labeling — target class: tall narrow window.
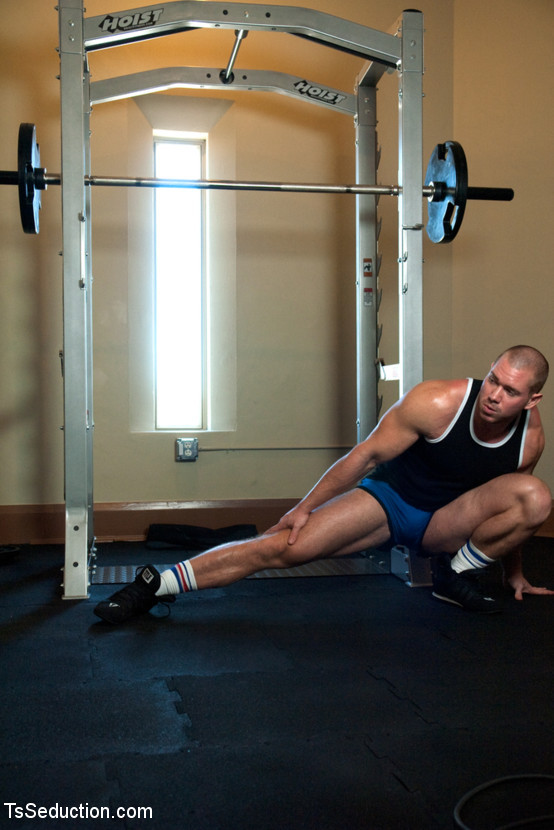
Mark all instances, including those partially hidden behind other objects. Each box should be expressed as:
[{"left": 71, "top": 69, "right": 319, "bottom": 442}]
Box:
[{"left": 154, "top": 134, "right": 205, "bottom": 429}]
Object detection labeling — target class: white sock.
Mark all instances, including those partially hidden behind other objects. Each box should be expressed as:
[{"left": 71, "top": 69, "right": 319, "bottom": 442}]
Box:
[
  {"left": 155, "top": 561, "right": 197, "bottom": 596},
  {"left": 450, "top": 540, "right": 495, "bottom": 573}
]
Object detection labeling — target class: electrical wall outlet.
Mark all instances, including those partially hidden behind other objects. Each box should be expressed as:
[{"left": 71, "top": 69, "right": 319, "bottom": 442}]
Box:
[{"left": 175, "top": 437, "right": 199, "bottom": 462}]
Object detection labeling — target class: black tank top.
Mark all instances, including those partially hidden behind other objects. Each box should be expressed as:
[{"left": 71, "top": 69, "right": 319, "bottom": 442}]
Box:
[{"left": 370, "top": 378, "right": 530, "bottom": 511}]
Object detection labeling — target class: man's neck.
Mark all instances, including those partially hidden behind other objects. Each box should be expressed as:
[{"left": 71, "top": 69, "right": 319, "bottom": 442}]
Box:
[{"left": 472, "top": 409, "right": 518, "bottom": 444}]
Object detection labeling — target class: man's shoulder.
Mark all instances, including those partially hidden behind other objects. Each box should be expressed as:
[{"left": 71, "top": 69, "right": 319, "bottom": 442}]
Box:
[
  {"left": 402, "top": 378, "right": 471, "bottom": 438},
  {"left": 409, "top": 377, "right": 470, "bottom": 409}
]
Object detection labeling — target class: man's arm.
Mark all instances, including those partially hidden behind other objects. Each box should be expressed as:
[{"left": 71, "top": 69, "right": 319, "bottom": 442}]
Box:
[
  {"left": 271, "top": 379, "right": 465, "bottom": 543},
  {"left": 503, "top": 407, "right": 553, "bottom": 597},
  {"left": 516, "top": 406, "right": 545, "bottom": 474}
]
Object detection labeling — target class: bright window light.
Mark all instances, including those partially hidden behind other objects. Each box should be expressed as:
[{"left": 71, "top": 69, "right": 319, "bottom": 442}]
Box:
[{"left": 154, "top": 137, "right": 205, "bottom": 429}]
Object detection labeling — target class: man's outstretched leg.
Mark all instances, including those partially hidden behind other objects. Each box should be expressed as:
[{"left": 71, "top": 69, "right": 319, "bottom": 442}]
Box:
[
  {"left": 94, "top": 530, "right": 288, "bottom": 624},
  {"left": 93, "top": 489, "right": 391, "bottom": 624}
]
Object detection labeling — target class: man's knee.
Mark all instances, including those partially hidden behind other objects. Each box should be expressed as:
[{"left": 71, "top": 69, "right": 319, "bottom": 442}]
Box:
[
  {"left": 514, "top": 475, "right": 552, "bottom": 527},
  {"left": 257, "top": 528, "right": 322, "bottom": 570},
  {"left": 255, "top": 529, "right": 303, "bottom": 569}
]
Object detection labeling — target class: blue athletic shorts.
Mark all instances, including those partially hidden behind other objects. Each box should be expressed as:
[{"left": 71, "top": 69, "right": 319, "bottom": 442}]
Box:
[{"left": 358, "top": 477, "right": 433, "bottom": 550}]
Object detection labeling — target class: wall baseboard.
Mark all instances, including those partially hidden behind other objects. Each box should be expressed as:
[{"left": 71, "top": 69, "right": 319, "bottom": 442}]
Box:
[
  {"left": 0, "top": 500, "right": 299, "bottom": 545},
  {"left": 1, "top": 499, "right": 553, "bottom": 546}
]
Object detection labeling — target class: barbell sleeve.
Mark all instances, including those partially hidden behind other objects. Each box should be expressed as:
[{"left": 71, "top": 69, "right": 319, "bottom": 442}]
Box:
[
  {"left": 466, "top": 186, "right": 514, "bottom": 202},
  {"left": 0, "top": 171, "right": 19, "bottom": 186}
]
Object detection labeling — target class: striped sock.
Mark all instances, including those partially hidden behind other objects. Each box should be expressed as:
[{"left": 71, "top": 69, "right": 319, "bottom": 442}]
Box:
[
  {"left": 450, "top": 540, "right": 495, "bottom": 574},
  {"left": 155, "top": 560, "right": 198, "bottom": 596}
]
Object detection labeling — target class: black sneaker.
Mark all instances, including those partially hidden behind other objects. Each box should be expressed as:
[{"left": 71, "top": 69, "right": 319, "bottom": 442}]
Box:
[
  {"left": 431, "top": 555, "right": 500, "bottom": 614},
  {"left": 94, "top": 565, "right": 173, "bottom": 624}
]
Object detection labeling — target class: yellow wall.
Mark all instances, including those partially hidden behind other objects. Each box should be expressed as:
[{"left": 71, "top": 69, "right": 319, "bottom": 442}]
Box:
[
  {"left": 450, "top": 0, "right": 554, "bottom": 486},
  {"left": 0, "top": 0, "right": 551, "bottom": 513}
]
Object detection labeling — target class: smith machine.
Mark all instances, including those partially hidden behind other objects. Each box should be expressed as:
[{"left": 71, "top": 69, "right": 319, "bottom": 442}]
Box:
[{"left": 1, "top": 2, "right": 513, "bottom": 598}]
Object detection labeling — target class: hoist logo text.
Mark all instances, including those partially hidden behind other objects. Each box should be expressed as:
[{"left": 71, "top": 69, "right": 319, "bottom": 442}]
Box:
[
  {"left": 99, "top": 9, "right": 164, "bottom": 33},
  {"left": 293, "top": 81, "right": 346, "bottom": 105}
]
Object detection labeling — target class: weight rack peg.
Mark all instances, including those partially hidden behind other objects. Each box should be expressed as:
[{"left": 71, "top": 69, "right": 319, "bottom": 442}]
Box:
[{"left": 1, "top": 123, "right": 514, "bottom": 240}]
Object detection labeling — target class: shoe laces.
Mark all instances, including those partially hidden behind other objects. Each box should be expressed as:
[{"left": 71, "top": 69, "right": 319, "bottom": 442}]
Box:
[{"left": 109, "top": 579, "right": 153, "bottom": 611}]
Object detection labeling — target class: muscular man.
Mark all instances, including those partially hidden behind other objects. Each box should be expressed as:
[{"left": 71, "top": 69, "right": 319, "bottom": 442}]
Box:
[{"left": 94, "top": 345, "right": 553, "bottom": 624}]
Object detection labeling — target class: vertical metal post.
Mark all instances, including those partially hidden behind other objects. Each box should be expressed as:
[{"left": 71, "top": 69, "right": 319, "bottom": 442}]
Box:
[
  {"left": 84, "top": 65, "right": 96, "bottom": 579},
  {"left": 355, "top": 80, "right": 379, "bottom": 441},
  {"left": 397, "top": 10, "right": 424, "bottom": 394},
  {"left": 58, "top": 0, "right": 93, "bottom": 598}
]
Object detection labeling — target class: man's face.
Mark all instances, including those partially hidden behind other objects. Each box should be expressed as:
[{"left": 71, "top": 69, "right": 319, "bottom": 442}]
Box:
[{"left": 478, "top": 357, "right": 542, "bottom": 423}]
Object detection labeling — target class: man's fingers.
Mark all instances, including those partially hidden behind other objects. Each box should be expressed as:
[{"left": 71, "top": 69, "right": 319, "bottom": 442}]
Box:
[
  {"left": 514, "top": 584, "right": 554, "bottom": 600},
  {"left": 525, "top": 585, "right": 554, "bottom": 596}
]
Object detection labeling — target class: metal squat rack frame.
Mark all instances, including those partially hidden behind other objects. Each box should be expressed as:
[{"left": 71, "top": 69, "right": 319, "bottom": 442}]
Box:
[{"left": 57, "top": 0, "right": 423, "bottom": 598}]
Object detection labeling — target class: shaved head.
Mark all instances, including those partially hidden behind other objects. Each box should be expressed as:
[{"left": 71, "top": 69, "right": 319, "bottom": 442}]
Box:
[{"left": 494, "top": 346, "right": 549, "bottom": 394}]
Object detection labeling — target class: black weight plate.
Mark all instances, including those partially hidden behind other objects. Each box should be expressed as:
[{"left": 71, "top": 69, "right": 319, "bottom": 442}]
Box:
[
  {"left": 18, "top": 123, "right": 41, "bottom": 234},
  {"left": 425, "top": 141, "right": 468, "bottom": 243}
]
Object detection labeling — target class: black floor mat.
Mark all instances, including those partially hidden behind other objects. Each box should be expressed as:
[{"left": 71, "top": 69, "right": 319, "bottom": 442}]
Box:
[{"left": 0, "top": 538, "right": 553, "bottom": 829}]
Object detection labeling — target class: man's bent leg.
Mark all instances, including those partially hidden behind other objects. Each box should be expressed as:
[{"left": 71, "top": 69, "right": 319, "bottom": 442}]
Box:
[
  {"left": 421, "top": 473, "right": 552, "bottom": 558},
  {"left": 421, "top": 474, "right": 552, "bottom": 612}
]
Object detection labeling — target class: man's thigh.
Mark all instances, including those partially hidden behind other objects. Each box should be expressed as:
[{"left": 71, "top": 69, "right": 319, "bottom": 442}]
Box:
[
  {"left": 292, "top": 489, "right": 392, "bottom": 561},
  {"left": 420, "top": 473, "right": 541, "bottom": 554}
]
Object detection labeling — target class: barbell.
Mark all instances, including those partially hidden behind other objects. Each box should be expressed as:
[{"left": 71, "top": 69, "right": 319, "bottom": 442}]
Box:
[{"left": 1, "top": 123, "right": 513, "bottom": 242}]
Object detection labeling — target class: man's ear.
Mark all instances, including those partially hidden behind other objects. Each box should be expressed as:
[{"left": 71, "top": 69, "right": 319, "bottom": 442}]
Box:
[{"left": 525, "top": 392, "right": 543, "bottom": 410}]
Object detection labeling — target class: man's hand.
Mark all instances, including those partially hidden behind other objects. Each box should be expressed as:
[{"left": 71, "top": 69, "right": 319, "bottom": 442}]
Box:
[
  {"left": 267, "top": 505, "right": 312, "bottom": 546},
  {"left": 504, "top": 572, "right": 554, "bottom": 600}
]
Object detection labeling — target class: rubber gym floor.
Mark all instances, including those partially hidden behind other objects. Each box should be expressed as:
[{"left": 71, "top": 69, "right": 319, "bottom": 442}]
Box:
[{"left": 0, "top": 537, "right": 553, "bottom": 830}]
